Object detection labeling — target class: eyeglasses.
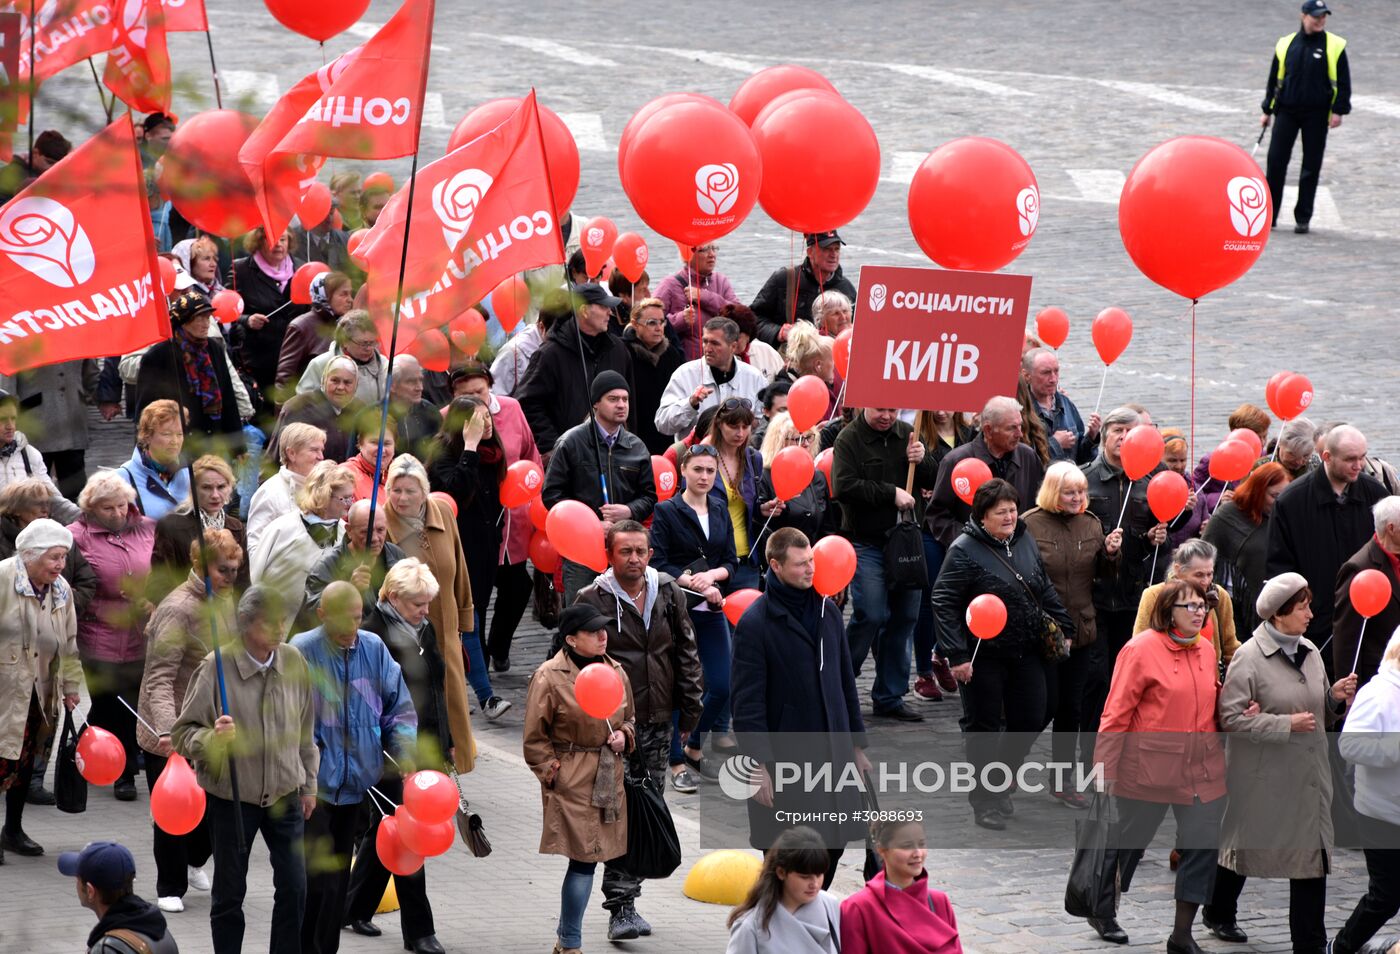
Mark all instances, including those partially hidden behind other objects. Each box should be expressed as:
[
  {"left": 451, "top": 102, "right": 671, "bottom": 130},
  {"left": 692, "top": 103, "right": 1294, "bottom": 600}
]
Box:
[
  {"left": 693, "top": 245, "right": 717, "bottom": 254},
  {"left": 1173, "top": 602, "right": 1208, "bottom": 614},
  {"left": 333, "top": 494, "right": 355, "bottom": 505},
  {"left": 784, "top": 434, "right": 813, "bottom": 445},
  {"left": 637, "top": 319, "right": 664, "bottom": 328},
  {"left": 348, "top": 338, "right": 379, "bottom": 349}
]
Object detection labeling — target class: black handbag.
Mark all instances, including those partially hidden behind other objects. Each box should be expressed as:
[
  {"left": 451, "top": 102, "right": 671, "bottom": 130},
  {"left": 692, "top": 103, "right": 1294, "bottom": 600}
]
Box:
[
  {"left": 450, "top": 767, "right": 491, "bottom": 857},
  {"left": 531, "top": 568, "right": 561, "bottom": 629},
  {"left": 883, "top": 511, "right": 928, "bottom": 590},
  {"left": 1064, "top": 792, "right": 1119, "bottom": 918},
  {"left": 985, "top": 543, "right": 1070, "bottom": 661},
  {"left": 54, "top": 710, "right": 88, "bottom": 815},
  {"left": 614, "top": 774, "right": 682, "bottom": 879}
]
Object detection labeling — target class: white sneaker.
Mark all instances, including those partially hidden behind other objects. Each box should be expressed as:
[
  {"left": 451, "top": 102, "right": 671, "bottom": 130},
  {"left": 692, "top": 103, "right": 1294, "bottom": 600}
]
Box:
[
  {"left": 482, "top": 696, "right": 512, "bottom": 721},
  {"left": 157, "top": 896, "right": 185, "bottom": 913},
  {"left": 187, "top": 866, "right": 211, "bottom": 891}
]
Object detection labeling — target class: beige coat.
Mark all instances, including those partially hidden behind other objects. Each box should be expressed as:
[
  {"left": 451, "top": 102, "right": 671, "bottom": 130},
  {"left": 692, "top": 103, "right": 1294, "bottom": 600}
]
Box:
[
  {"left": 1217, "top": 623, "right": 1338, "bottom": 878},
  {"left": 0, "top": 556, "right": 81, "bottom": 760},
  {"left": 522, "top": 650, "right": 636, "bottom": 862},
  {"left": 137, "top": 575, "right": 236, "bottom": 755},
  {"left": 385, "top": 496, "right": 477, "bottom": 773}
]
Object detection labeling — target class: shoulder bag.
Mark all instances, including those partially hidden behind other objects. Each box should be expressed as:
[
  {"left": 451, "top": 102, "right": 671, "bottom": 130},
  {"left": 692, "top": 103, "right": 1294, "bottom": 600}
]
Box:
[
  {"left": 984, "top": 541, "right": 1070, "bottom": 661},
  {"left": 883, "top": 511, "right": 928, "bottom": 590}
]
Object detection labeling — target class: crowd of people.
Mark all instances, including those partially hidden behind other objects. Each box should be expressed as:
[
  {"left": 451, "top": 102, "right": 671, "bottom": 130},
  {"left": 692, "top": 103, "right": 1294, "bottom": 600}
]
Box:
[{"left": 2, "top": 102, "right": 1399, "bottom": 954}]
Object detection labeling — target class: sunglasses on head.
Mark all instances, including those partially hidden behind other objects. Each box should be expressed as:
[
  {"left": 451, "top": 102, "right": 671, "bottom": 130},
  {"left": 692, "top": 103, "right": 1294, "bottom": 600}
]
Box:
[
  {"left": 718, "top": 397, "right": 753, "bottom": 412},
  {"left": 683, "top": 445, "right": 720, "bottom": 462}
]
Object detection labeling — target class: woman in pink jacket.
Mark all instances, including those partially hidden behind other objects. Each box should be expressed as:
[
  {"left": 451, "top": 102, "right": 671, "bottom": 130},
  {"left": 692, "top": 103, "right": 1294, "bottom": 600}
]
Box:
[
  {"left": 840, "top": 818, "right": 962, "bottom": 954},
  {"left": 656, "top": 244, "right": 741, "bottom": 361},
  {"left": 1090, "top": 578, "right": 1227, "bottom": 953}
]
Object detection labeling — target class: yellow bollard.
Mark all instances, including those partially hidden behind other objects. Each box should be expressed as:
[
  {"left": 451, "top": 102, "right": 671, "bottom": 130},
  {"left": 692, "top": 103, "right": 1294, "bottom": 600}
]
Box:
[
  {"left": 376, "top": 877, "right": 400, "bottom": 915},
  {"left": 682, "top": 850, "right": 763, "bottom": 906}
]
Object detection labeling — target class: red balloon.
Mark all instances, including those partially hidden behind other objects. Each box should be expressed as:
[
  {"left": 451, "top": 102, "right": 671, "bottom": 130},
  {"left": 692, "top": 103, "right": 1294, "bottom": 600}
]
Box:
[
  {"left": 676, "top": 242, "right": 693, "bottom": 264},
  {"left": 751, "top": 90, "right": 879, "bottom": 233},
  {"left": 211, "top": 290, "right": 243, "bottom": 324},
  {"left": 362, "top": 172, "right": 395, "bottom": 194},
  {"left": 545, "top": 500, "right": 607, "bottom": 572},
  {"left": 450, "top": 98, "right": 578, "bottom": 217},
  {"left": 1120, "top": 424, "right": 1165, "bottom": 481},
  {"left": 723, "top": 588, "right": 762, "bottom": 626},
  {"left": 1092, "top": 307, "right": 1133, "bottom": 366},
  {"left": 1146, "top": 470, "right": 1191, "bottom": 523},
  {"left": 950, "top": 457, "right": 993, "bottom": 506},
  {"left": 575, "top": 663, "right": 624, "bottom": 720},
  {"left": 397, "top": 807, "right": 456, "bottom": 857},
  {"left": 264, "top": 0, "right": 370, "bottom": 41},
  {"left": 618, "top": 93, "right": 725, "bottom": 183},
  {"left": 832, "top": 328, "right": 852, "bottom": 379},
  {"left": 1275, "top": 373, "right": 1314, "bottom": 420},
  {"left": 1035, "top": 307, "right": 1069, "bottom": 349},
  {"left": 787, "top": 375, "right": 829, "bottom": 432},
  {"left": 621, "top": 100, "right": 761, "bottom": 246},
  {"left": 331, "top": 209, "right": 343, "bottom": 230},
  {"left": 448, "top": 309, "right": 487, "bottom": 357},
  {"left": 1227, "top": 427, "right": 1264, "bottom": 461},
  {"left": 159, "top": 110, "right": 264, "bottom": 238},
  {"left": 158, "top": 257, "right": 177, "bottom": 294},
  {"left": 652, "top": 456, "right": 678, "bottom": 502},
  {"left": 771, "top": 446, "right": 816, "bottom": 501},
  {"left": 1209, "top": 439, "right": 1255, "bottom": 483},
  {"left": 580, "top": 216, "right": 618, "bottom": 279},
  {"left": 297, "top": 182, "right": 332, "bottom": 229},
  {"left": 403, "top": 770, "right": 458, "bottom": 825},
  {"left": 291, "top": 262, "right": 330, "bottom": 305},
  {"left": 612, "top": 232, "right": 650, "bottom": 284},
  {"left": 75, "top": 725, "right": 125, "bottom": 786},
  {"left": 430, "top": 490, "right": 457, "bottom": 518},
  {"left": 1350, "top": 569, "right": 1393, "bottom": 619},
  {"left": 1264, "top": 371, "right": 1292, "bottom": 419},
  {"left": 529, "top": 496, "right": 549, "bottom": 533},
  {"left": 815, "top": 448, "right": 834, "bottom": 496},
  {"left": 151, "top": 753, "right": 205, "bottom": 836},
  {"left": 1119, "top": 136, "right": 1271, "bottom": 300},
  {"left": 729, "top": 65, "right": 840, "bottom": 126},
  {"left": 347, "top": 228, "right": 370, "bottom": 260},
  {"left": 490, "top": 276, "right": 531, "bottom": 334},
  {"left": 376, "top": 815, "right": 425, "bottom": 877},
  {"left": 500, "top": 459, "right": 544, "bottom": 509},
  {"left": 410, "top": 329, "right": 451, "bottom": 373},
  {"left": 528, "top": 532, "right": 560, "bottom": 574},
  {"left": 812, "top": 535, "right": 856, "bottom": 597},
  {"left": 908, "top": 137, "right": 1039, "bottom": 271},
  {"left": 966, "top": 594, "right": 1007, "bottom": 639}
]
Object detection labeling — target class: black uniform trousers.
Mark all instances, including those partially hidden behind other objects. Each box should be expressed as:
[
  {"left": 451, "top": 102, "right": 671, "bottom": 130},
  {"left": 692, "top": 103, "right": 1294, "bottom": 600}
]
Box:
[{"left": 1267, "top": 106, "right": 1331, "bottom": 227}]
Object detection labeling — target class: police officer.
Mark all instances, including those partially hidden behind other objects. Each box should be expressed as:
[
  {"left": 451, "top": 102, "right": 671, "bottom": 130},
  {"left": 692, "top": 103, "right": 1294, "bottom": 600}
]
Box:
[{"left": 1261, "top": 0, "right": 1350, "bottom": 234}]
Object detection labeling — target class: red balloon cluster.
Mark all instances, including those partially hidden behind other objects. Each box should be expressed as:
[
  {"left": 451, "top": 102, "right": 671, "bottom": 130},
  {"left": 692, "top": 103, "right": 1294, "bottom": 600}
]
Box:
[
  {"left": 729, "top": 65, "right": 838, "bottom": 126},
  {"left": 908, "top": 137, "right": 1039, "bottom": 271},
  {"left": 450, "top": 99, "right": 579, "bottom": 217},
  {"left": 576, "top": 663, "right": 625, "bottom": 719},
  {"left": 409, "top": 328, "right": 450, "bottom": 373},
  {"left": 1035, "top": 307, "right": 1069, "bottom": 349},
  {"left": 814, "top": 448, "right": 835, "bottom": 496},
  {"left": 158, "top": 257, "right": 177, "bottom": 295},
  {"left": 490, "top": 276, "right": 531, "bottom": 334},
  {"left": 723, "top": 588, "right": 763, "bottom": 626},
  {"left": 1265, "top": 371, "right": 1314, "bottom": 421},
  {"left": 1120, "top": 424, "right": 1164, "bottom": 481},
  {"left": 1147, "top": 471, "right": 1190, "bottom": 522},
  {"left": 152, "top": 753, "right": 205, "bottom": 836},
  {"left": 76, "top": 725, "right": 126, "bottom": 786},
  {"left": 500, "top": 460, "right": 544, "bottom": 509},
  {"left": 1227, "top": 428, "right": 1264, "bottom": 460},
  {"left": 1092, "top": 308, "right": 1133, "bottom": 366},
  {"left": 528, "top": 532, "right": 560, "bottom": 574},
  {"left": 376, "top": 815, "right": 424, "bottom": 876},
  {"left": 812, "top": 535, "right": 856, "bottom": 597},
  {"left": 950, "top": 458, "right": 993, "bottom": 506}
]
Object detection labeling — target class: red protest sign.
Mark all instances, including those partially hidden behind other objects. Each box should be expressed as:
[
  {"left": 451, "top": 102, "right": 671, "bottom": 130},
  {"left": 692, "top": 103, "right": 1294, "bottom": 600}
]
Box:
[{"left": 844, "top": 265, "right": 1031, "bottom": 413}]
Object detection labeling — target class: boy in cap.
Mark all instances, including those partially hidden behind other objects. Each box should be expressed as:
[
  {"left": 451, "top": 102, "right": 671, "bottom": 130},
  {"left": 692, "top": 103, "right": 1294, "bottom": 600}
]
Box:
[{"left": 60, "top": 841, "right": 180, "bottom": 953}]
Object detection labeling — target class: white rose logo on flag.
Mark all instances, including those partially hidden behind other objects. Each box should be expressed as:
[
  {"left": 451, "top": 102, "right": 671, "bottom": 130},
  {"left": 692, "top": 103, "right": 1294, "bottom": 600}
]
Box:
[
  {"left": 0, "top": 197, "right": 96, "bottom": 289},
  {"left": 586, "top": 226, "right": 604, "bottom": 249},
  {"left": 1226, "top": 177, "right": 1268, "bottom": 237},
  {"left": 1016, "top": 186, "right": 1040, "bottom": 237},
  {"left": 867, "top": 283, "right": 887, "bottom": 313},
  {"left": 121, "top": 0, "right": 148, "bottom": 49},
  {"left": 317, "top": 45, "right": 363, "bottom": 93},
  {"left": 432, "top": 168, "right": 495, "bottom": 250},
  {"left": 695, "top": 163, "right": 739, "bottom": 216}
]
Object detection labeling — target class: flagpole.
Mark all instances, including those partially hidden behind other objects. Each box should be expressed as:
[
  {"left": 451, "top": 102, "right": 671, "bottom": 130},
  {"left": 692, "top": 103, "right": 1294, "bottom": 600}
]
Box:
[
  {"left": 27, "top": 0, "right": 35, "bottom": 160},
  {"left": 87, "top": 59, "right": 113, "bottom": 122},
  {"left": 204, "top": 30, "right": 223, "bottom": 109}
]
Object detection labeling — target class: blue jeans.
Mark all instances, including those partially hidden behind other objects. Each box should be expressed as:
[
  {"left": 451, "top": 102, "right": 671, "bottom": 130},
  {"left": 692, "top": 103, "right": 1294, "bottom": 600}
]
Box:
[
  {"left": 235, "top": 425, "right": 266, "bottom": 520},
  {"left": 913, "top": 531, "right": 947, "bottom": 676},
  {"left": 847, "top": 542, "right": 922, "bottom": 712},
  {"left": 462, "top": 617, "right": 494, "bottom": 706},
  {"left": 670, "top": 609, "right": 731, "bottom": 761},
  {"left": 559, "top": 859, "right": 598, "bottom": 948}
]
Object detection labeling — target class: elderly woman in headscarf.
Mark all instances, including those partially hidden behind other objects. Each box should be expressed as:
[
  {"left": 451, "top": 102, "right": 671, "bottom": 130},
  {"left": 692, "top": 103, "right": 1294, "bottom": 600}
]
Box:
[
  {"left": 171, "top": 236, "right": 224, "bottom": 296},
  {"left": 0, "top": 519, "right": 82, "bottom": 860},
  {"left": 228, "top": 227, "right": 295, "bottom": 402},
  {"left": 275, "top": 271, "right": 354, "bottom": 396}
]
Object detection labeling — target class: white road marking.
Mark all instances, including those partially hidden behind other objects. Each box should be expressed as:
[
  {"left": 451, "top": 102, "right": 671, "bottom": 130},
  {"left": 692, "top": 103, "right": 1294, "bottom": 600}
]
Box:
[
  {"left": 220, "top": 70, "right": 278, "bottom": 110},
  {"left": 1281, "top": 184, "right": 1343, "bottom": 229},
  {"left": 882, "top": 151, "right": 925, "bottom": 185},
  {"left": 872, "top": 62, "right": 1031, "bottom": 98},
  {"left": 557, "top": 112, "right": 608, "bottom": 152},
  {"left": 1351, "top": 95, "right": 1400, "bottom": 120},
  {"left": 346, "top": 21, "right": 450, "bottom": 51},
  {"left": 422, "top": 92, "right": 451, "bottom": 130},
  {"left": 1066, "top": 169, "right": 1126, "bottom": 205},
  {"left": 1090, "top": 79, "right": 1237, "bottom": 114},
  {"left": 625, "top": 44, "right": 762, "bottom": 73},
  {"left": 471, "top": 33, "right": 618, "bottom": 68}
]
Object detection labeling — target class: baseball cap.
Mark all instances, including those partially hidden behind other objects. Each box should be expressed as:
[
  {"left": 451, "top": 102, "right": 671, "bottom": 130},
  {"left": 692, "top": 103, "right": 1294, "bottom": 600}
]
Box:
[
  {"left": 1301, "top": 0, "right": 1330, "bottom": 14},
  {"left": 804, "top": 230, "right": 845, "bottom": 249},
  {"left": 574, "top": 282, "right": 622, "bottom": 309},
  {"left": 558, "top": 604, "right": 611, "bottom": 637},
  {"left": 58, "top": 841, "right": 136, "bottom": 890}
]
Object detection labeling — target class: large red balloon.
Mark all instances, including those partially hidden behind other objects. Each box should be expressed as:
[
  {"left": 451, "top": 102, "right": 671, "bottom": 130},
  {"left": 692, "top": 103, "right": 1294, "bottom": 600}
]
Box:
[
  {"left": 291, "top": 262, "right": 330, "bottom": 305},
  {"left": 397, "top": 807, "right": 456, "bottom": 857},
  {"left": 950, "top": 457, "right": 993, "bottom": 506},
  {"left": 151, "top": 753, "right": 205, "bottom": 836},
  {"left": 158, "top": 257, "right": 177, "bottom": 295},
  {"left": 812, "top": 535, "right": 856, "bottom": 597},
  {"left": 612, "top": 232, "right": 650, "bottom": 284},
  {"left": 1119, "top": 136, "right": 1271, "bottom": 300},
  {"left": 621, "top": 100, "right": 761, "bottom": 246},
  {"left": 211, "top": 290, "right": 243, "bottom": 324},
  {"left": 575, "top": 663, "right": 625, "bottom": 720},
  {"left": 1120, "top": 424, "right": 1165, "bottom": 481},
  {"left": 966, "top": 594, "right": 1007, "bottom": 639},
  {"left": 908, "top": 137, "right": 1039, "bottom": 271},
  {"left": 729, "top": 65, "right": 839, "bottom": 127},
  {"left": 617, "top": 93, "right": 725, "bottom": 184},
  {"left": 652, "top": 456, "right": 678, "bottom": 502},
  {"left": 264, "top": 0, "right": 370, "bottom": 41},
  {"left": 787, "top": 375, "right": 829, "bottom": 432},
  {"left": 1092, "top": 307, "right": 1133, "bottom": 366},
  {"left": 771, "top": 446, "right": 816, "bottom": 501},
  {"left": 297, "top": 182, "right": 332, "bottom": 230},
  {"left": 1275, "top": 373, "right": 1314, "bottom": 420},
  {"left": 528, "top": 532, "right": 560, "bottom": 574},
  {"left": 545, "top": 500, "right": 607, "bottom": 572},
  {"left": 1146, "top": 470, "right": 1190, "bottom": 523},
  {"left": 832, "top": 328, "right": 852, "bottom": 379},
  {"left": 580, "top": 216, "right": 618, "bottom": 279},
  {"left": 449, "top": 99, "right": 579, "bottom": 217},
  {"left": 1035, "top": 307, "right": 1069, "bottom": 349},
  {"left": 75, "top": 725, "right": 125, "bottom": 786},
  {"left": 448, "top": 309, "right": 487, "bottom": 358},
  {"left": 1209, "top": 440, "right": 1255, "bottom": 483},
  {"left": 158, "top": 111, "right": 264, "bottom": 238},
  {"left": 490, "top": 276, "right": 530, "bottom": 334},
  {"left": 1350, "top": 569, "right": 1393, "bottom": 619},
  {"left": 376, "top": 815, "right": 425, "bottom": 877},
  {"left": 723, "top": 588, "right": 762, "bottom": 626},
  {"left": 410, "top": 329, "right": 451, "bottom": 373},
  {"left": 403, "top": 770, "right": 458, "bottom": 825},
  {"left": 500, "top": 459, "right": 544, "bottom": 509},
  {"left": 751, "top": 90, "right": 880, "bottom": 233}
]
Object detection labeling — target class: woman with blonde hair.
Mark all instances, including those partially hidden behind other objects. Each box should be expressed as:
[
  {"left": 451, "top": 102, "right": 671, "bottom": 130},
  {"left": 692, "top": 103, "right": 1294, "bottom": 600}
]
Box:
[
  {"left": 245, "top": 421, "right": 326, "bottom": 553},
  {"left": 250, "top": 460, "right": 354, "bottom": 629},
  {"left": 229, "top": 226, "right": 295, "bottom": 401},
  {"left": 118, "top": 399, "right": 189, "bottom": 520},
  {"left": 753, "top": 411, "right": 830, "bottom": 560},
  {"left": 150, "top": 454, "right": 247, "bottom": 603}
]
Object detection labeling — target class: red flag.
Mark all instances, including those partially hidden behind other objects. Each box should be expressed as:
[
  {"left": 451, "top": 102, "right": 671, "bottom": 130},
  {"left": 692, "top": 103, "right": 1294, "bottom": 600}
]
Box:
[
  {"left": 4, "top": 0, "right": 117, "bottom": 90},
  {"left": 238, "top": 0, "right": 435, "bottom": 243},
  {"left": 0, "top": 116, "right": 169, "bottom": 375},
  {"left": 357, "top": 91, "right": 565, "bottom": 331},
  {"left": 159, "top": 0, "right": 205, "bottom": 32},
  {"left": 103, "top": 0, "right": 170, "bottom": 113}
]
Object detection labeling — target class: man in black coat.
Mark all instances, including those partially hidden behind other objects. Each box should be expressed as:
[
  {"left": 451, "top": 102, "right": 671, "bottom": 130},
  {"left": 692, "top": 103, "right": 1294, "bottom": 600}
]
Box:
[
  {"left": 750, "top": 231, "right": 858, "bottom": 349},
  {"left": 1333, "top": 499, "right": 1400, "bottom": 690},
  {"left": 620, "top": 298, "right": 683, "bottom": 455},
  {"left": 298, "top": 500, "right": 405, "bottom": 631},
  {"left": 731, "top": 528, "right": 868, "bottom": 887}
]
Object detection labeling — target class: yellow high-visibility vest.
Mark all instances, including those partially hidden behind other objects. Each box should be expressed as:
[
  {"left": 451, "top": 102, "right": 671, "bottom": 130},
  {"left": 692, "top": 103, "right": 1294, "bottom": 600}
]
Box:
[{"left": 1273, "top": 31, "right": 1347, "bottom": 107}]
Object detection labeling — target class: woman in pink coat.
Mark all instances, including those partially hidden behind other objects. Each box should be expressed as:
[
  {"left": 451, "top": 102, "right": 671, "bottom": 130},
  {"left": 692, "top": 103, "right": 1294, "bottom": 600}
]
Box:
[
  {"left": 655, "top": 245, "right": 741, "bottom": 361},
  {"left": 840, "top": 819, "right": 962, "bottom": 954}
]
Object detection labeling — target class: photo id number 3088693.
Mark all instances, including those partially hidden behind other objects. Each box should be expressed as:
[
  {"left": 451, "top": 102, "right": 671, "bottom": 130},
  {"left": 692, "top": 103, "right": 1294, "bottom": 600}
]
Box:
[{"left": 853, "top": 810, "right": 923, "bottom": 823}]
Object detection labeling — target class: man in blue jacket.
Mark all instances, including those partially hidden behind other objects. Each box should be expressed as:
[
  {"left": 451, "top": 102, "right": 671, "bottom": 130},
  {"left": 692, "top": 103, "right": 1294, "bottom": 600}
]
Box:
[{"left": 290, "top": 581, "right": 416, "bottom": 954}]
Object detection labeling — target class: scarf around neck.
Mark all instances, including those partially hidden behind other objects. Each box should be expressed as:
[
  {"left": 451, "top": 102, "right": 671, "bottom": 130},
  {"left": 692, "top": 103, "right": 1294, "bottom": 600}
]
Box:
[
  {"left": 253, "top": 250, "right": 294, "bottom": 291},
  {"left": 175, "top": 325, "right": 223, "bottom": 420}
]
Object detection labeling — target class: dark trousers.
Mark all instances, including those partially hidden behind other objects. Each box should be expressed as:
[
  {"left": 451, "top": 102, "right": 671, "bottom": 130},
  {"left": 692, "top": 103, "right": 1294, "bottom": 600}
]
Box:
[
  {"left": 961, "top": 647, "right": 1051, "bottom": 810},
  {"left": 913, "top": 532, "right": 947, "bottom": 676},
  {"left": 602, "top": 722, "right": 671, "bottom": 912},
  {"left": 83, "top": 659, "right": 145, "bottom": 784},
  {"left": 1267, "top": 106, "right": 1330, "bottom": 227},
  {"left": 1335, "top": 815, "right": 1400, "bottom": 954},
  {"left": 302, "top": 799, "right": 365, "bottom": 954},
  {"left": 485, "top": 560, "right": 532, "bottom": 665},
  {"left": 142, "top": 752, "right": 212, "bottom": 898},
  {"left": 1206, "top": 865, "right": 1326, "bottom": 953},
  {"left": 1051, "top": 638, "right": 1102, "bottom": 770},
  {"left": 1115, "top": 795, "right": 1224, "bottom": 906},
  {"left": 206, "top": 792, "right": 306, "bottom": 954},
  {"left": 344, "top": 777, "right": 435, "bottom": 945},
  {"left": 41, "top": 448, "right": 86, "bottom": 500},
  {"left": 1081, "top": 608, "right": 1135, "bottom": 764},
  {"left": 3, "top": 746, "right": 35, "bottom": 835}
]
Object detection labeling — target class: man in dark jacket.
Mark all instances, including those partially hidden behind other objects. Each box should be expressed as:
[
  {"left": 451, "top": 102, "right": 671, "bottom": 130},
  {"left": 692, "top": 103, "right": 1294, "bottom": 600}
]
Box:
[
  {"left": 621, "top": 298, "right": 684, "bottom": 454},
  {"left": 731, "top": 528, "right": 869, "bottom": 886},
  {"left": 750, "top": 231, "right": 858, "bottom": 349},
  {"left": 574, "top": 520, "right": 703, "bottom": 940},
  {"left": 299, "top": 500, "right": 405, "bottom": 630},
  {"left": 1333, "top": 497, "right": 1400, "bottom": 690},
  {"left": 517, "top": 283, "right": 635, "bottom": 454},
  {"left": 832, "top": 406, "right": 939, "bottom": 721},
  {"left": 60, "top": 841, "right": 179, "bottom": 954}
]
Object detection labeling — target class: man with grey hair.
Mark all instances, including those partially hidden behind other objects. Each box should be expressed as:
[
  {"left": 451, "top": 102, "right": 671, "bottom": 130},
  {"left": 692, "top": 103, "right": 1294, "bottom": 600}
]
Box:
[
  {"left": 296, "top": 310, "right": 389, "bottom": 407},
  {"left": 1276, "top": 416, "right": 1321, "bottom": 479},
  {"left": 1269, "top": 424, "right": 1389, "bottom": 658},
  {"left": 653, "top": 315, "right": 768, "bottom": 439},
  {"left": 267, "top": 355, "right": 367, "bottom": 463},
  {"left": 387, "top": 352, "right": 441, "bottom": 461},
  {"left": 1332, "top": 496, "right": 1400, "bottom": 688},
  {"left": 1021, "top": 347, "right": 1100, "bottom": 464},
  {"left": 927, "top": 395, "right": 1046, "bottom": 548}
]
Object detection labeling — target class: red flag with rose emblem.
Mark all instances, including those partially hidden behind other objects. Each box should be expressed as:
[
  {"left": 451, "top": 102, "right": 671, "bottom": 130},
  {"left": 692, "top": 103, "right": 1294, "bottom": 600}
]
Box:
[
  {"left": 238, "top": 0, "right": 434, "bottom": 243},
  {"left": 353, "top": 91, "right": 564, "bottom": 331},
  {"left": 102, "top": 0, "right": 170, "bottom": 113},
  {"left": 2, "top": 0, "right": 116, "bottom": 93},
  {"left": 159, "top": 0, "right": 205, "bottom": 32},
  {"left": 0, "top": 116, "right": 169, "bottom": 374}
]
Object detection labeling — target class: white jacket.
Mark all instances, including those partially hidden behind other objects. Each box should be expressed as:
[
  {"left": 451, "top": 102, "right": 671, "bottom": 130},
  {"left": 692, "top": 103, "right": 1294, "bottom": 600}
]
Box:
[
  {"left": 654, "top": 357, "right": 769, "bottom": 440},
  {"left": 725, "top": 891, "right": 841, "bottom": 954},
  {"left": 244, "top": 467, "right": 305, "bottom": 556},
  {"left": 745, "top": 340, "right": 784, "bottom": 382},
  {"left": 1340, "top": 667, "right": 1400, "bottom": 827},
  {"left": 248, "top": 509, "right": 339, "bottom": 631},
  {"left": 0, "top": 432, "right": 80, "bottom": 524},
  {"left": 490, "top": 324, "right": 542, "bottom": 397}
]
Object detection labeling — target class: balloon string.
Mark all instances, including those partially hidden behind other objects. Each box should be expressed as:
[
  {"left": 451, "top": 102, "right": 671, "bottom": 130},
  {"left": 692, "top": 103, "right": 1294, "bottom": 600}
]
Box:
[
  {"left": 1149, "top": 543, "right": 1160, "bottom": 583},
  {"left": 1092, "top": 364, "right": 1108, "bottom": 418},
  {"left": 970, "top": 640, "right": 982, "bottom": 666},
  {"left": 367, "top": 785, "right": 397, "bottom": 816},
  {"left": 381, "top": 749, "right": 403, "bottom": 770},
  {"left": 1190, "top": 300, "right": 1197, "bottom": 467},
  {"left": 116, "top": 694, "right": 162, "bottom": 737},
  {"left": 1347, "top": 617, "right": 1368, "bottom": 674},
  {"left": 754, "top": 509, "right": 777, "bottom": 546},
  {"left": 1114, "top": 478, "right": 1134, "bottom": 530}
]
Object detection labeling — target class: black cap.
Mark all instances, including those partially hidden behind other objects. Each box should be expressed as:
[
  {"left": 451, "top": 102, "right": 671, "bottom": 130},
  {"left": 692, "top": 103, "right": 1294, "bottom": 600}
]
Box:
[
  {"left": 450, "top": 361, "right": 493, "bottom": 387},
  {"left": 590, "top": 369, "right": 630, "bottom": 404},
  {"left": 804, "top": 230, "right": 845, "bottom": 249},
  {"left": 58, "top": 841, "right": 136, "bottom": 890},
  {"left": 1301, "top": 0, "right": 1330, "bottom": 14},
  {"left": 168, "top": 289, "right": 214, "bottom": 326},
  {"left": 575, "top": 282, "right": 622, "bottom": 309},
  {"left": 558, "top": 603, "right": 610, "bottom": 638}
]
